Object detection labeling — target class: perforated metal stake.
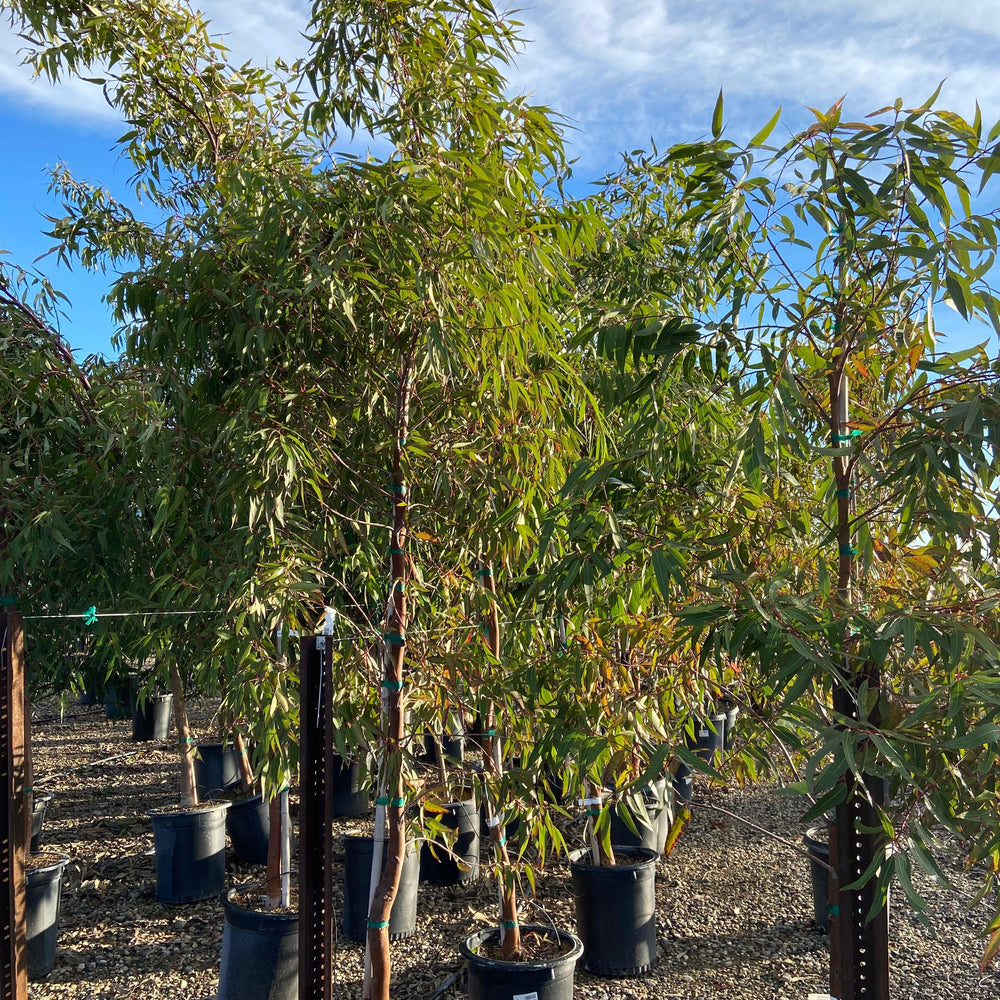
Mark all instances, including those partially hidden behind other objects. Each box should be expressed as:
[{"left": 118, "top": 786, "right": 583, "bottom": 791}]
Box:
[
  {"left": 830, "top": 682, "right": 889, "bottom": 1000},
  {"left": 299, "top": 635, "right": 335, "bottom": 1000},
  {"left": 1, "top": 612, "right": 27, "bottom": 1000}
]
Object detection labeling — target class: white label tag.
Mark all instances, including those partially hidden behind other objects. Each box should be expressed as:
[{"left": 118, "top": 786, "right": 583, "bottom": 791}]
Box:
[
  {"left": 513, "top": 993, "right": 539, "bottom": 1000},
  {"left": 316, "top": 636, "right": 326, "bottom": 650},
  {"left": 699, "top": 729, "right": 709, "bottom": 737}
]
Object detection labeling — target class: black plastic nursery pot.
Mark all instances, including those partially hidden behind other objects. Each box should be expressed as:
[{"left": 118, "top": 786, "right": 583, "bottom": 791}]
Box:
[
  {"left": 672, "top": 762, "right": 693, "bottom": 804},
  {"left": 331, "top": 755, "right": 370, "bottom": 817},
  {"left": 131, "top": 693, "right": 173, "bottom": 742},
  {"left": 26, "top": 853, "right": 69, "bottom": 980},
  {"left": 193, "top": 741, "right": 243, "bottom": 799},
  {"left": 461, "top": 925, "right": 584, "bottom": 1000},
  {"left": 226, "top": 793, "right": 271, "bottom": 866},
  {"left": 342, "top": 834, "right": 419, "bottom": 941},
  {"left": 150, "top": 801, "right": 230, "bottom": 903},
  {"left": 420, "top": 796, "right": 480, "bottom": 885},
  {"left": 690, "top": 713, "right": 727, "bottom": 764},
  {"left": 30, "top": 792, "right": 53, "bottom": 854},
  {"left": 608, "top": 780, "right": 671, "bottom": 857},
  {"left": 570, "top": 845, "right": 658, "bottom": 976},
  {"left": 422, "top": 728, "right": 466, "bottom": 764},
  {"left": 803, "top": 826, "right": 830, "bottom": 932},
  {"left": 218, "top": 884, "right": 298, "bottom": 1000}
]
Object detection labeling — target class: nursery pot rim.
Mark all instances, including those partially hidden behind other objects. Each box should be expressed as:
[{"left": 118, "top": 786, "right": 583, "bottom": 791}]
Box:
[
  {"left": 568, "top": 844, "right": 659, "bottom": 873},
  {"left": 803, "top": 826, "right": 830, "bottom": 855},
  {"left": 460, "top": 923, "right": 583, "bottom": 971},
  {"left": 148, "top": 800, "right": 231, "bottom": 819},
  {"left": 25, "top": 852, "right": 70, "bottom": 879},
  {"left": 221, "top": 880, "right": 299, "bottom": 930}
]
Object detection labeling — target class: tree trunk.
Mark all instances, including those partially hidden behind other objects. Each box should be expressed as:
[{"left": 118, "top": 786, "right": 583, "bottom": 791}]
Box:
[
  {"left": 479, "top": 562, "right": 521, "bottom": 958},
  {"left": 166, "top": 658, "right": 197, "bottom": 806},
  {"left": 364, "top": 358, "right": 414, "bottom": 1000}
]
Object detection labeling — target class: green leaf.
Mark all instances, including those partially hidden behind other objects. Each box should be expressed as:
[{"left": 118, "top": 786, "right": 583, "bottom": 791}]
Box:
[{"left": 712, "top": 89, "right": 724, "bottom": 139}]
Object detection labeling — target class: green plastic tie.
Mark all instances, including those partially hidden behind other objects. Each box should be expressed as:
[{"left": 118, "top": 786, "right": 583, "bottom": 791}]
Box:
[
  {"left": 375, "top": 795, "right": 390, "bottom": 806},
  {"left": 832, "top": 430, "right": 862, "bottom": 442},
  {"left": 497, "top": 835, "right": 507, "bottom": 847},
  {"left": 398, "top": 438, "right": 407, "bottom": 447},
  {"left": 474, "top": 568, "right": 493, "bottom": 577},
  {"left": 393, "top": 582, "right": 405, "bottom": 592},
  {"left": 839, "top": 544, "right": 857, "bottom": 557},
  {"left": 383, "top": 632, "right": 406, "bottom": 645},
  {"left": 501, "top": 920, "right": 519, "bottom": 929},
  {"left": 381, "top": 679, "right": 404, "bottom": 690},
  {"left": 389, "top": 547, "right": 404, "bottom": 555},
  {"left": 584, "top": 808, "right": 600, "bottom": 817},
  {"left": 22, "top": 787, "right": 33, "bottom": 794},
  {"left": 391, "top": 484, "right": 405, "bottom": 493},
  {"left": 834, "top": 488, "right": 851, "bottom": 498},
  {"left": 828, "top": 903, "right": 840, "bottom": 916},
  {"left": 367, "top": 919, "right": 390, "bottom": 929},
  {"left": 82, "top": 606, "right": 98, "bottom": 626}
]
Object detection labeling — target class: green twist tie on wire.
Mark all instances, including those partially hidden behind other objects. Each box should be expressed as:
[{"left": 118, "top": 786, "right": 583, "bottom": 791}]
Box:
[
  {"left": 367, "top": 919, "right": 390, "bottom": 929},
  {"left": 501, "top": 920, "right": 518, "bottom": 929},
  {"left": 834, "top": 488, "right": 851, "bottom": 498},
  {"left": 381, "top": 679, "right": 404, "bottom": 690},
  {"left": 383, "top": 632, "right": 406, "bottom": 645},
  {"left": 839, "top": 544, "right": 857, "bottom": 557},
  {"left": 82, "top": 606, "right": 98, "bottom": 626}
]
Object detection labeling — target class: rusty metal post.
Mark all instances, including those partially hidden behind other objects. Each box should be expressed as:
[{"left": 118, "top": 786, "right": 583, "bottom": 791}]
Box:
[
  {"left": 299, "top": 634, "right": 335, "bottom": 1000},
  {"left": 1, "top": 611, "right": 28, "bottom": 1000}
]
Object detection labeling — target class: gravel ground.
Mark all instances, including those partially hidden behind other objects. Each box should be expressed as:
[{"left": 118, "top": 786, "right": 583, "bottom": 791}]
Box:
[{"left": 23, "top": 698, "right": 1000, "bottom": 1000}]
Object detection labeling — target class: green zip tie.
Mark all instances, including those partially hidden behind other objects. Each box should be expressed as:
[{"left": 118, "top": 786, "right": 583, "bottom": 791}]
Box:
[
  {"left": 474, "top": 568, "right": 493, "bottom": 577},
  {"left": 834, "top": 488, "right": 851, "bottom": 498},
  {"left": 393, "top": 582, "right": 405, "bottom": 592},
  {"left": 22, "top": 787, "right": 33, "bottom": 794},
  {"left": 389, "top": 547, "right": 404, "bottom": 555},
  {"left": 398, "top": 438, "right": 407, "bottom": 447},
  {"left": 839, "top": 544, "right": 857, "bottom": 557},
  {"left": 501, "top": 920, "right": 518, "bottom": 929},
  {"left": 584, "top": 808, "right": 600, "bottom": 817},
  {"left": 383, "top": 632, "right": 406, "bottom": 644},
  {"left": 497, "top": 835, "right": 507, "bottom": 846},
  {"left": 832, "top": 430, "right": 862, "bottom": 442},
  {"left": 375, "top": 796, "right": 406, "bottom": 807},
  {"left": 381, "top": 679, "right": 404, "bottom": 690},
  {"left": 82, "top": 606, "right": 98, "bottom": 626},
  {"left": 391, "top": 485, "right": 405, "bottom": 493},
  {"left": 367, "top": 919, "right": 390, "bottom": 929},
  {"left": 828, "top": 903, "right": 840, "bottom": 916}
]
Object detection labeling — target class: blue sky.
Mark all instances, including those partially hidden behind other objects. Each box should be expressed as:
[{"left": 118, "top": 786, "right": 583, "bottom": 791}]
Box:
[{"left": 3, "top": 0, "right": 1000, "bottom": 359}]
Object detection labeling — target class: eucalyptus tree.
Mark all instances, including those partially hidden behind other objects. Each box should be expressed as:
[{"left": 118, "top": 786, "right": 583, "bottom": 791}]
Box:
[{"left": 655, "top": 94, "right": 1000, "bottom": 985}]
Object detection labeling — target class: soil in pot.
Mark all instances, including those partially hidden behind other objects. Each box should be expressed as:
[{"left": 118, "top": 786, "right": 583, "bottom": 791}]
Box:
[
  {"left": 218, "top": 883, "right": 299, "bottom": 1000},
  {"left": 149, "top": 801, "right": 230, "bottom": 903},
  {"left": 570, "top": 845, "right": 659, "bottom": 975},
  {"left": 342, "top": 834, "right": 419, "bottom": 941},
  {"left": 193, "top": 740, "right": 243, "bottom": 799},
  {"left": 30, "top": 792, "right": 53, "bottom": 854},
  {"left": 132, "top": 693, "right": 173, "bottom": 741},
  {"left": 803, "top": 826, "right": 830, "bottom": 932},
  {"left": 420, "top": 794, "right": 480, "bottom": 884},
  {"left": 460, "top": 924, "right": 583, "bottom": 1000},
  {"left": 26, "top": 852, "right": 69, "bottom": 980}
]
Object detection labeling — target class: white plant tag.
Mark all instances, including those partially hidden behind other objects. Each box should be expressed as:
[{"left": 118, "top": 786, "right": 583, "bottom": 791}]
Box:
[
  {"left": 316, "top": 636, "right": 326, "bottom": 650},
  {"left": 699, "top": 728, "right": 709, "bottom": 737},
  {"left": 512, "top": 993, "right": 539, "bottom": 1000}
]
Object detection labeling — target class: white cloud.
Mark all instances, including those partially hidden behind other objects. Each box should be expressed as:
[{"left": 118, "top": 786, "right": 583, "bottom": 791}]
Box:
[{"left": 3, "top": 0, "right": 1000, "bottom": 176}]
